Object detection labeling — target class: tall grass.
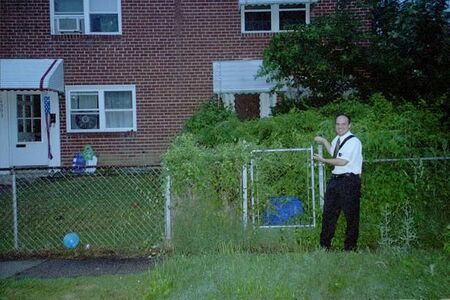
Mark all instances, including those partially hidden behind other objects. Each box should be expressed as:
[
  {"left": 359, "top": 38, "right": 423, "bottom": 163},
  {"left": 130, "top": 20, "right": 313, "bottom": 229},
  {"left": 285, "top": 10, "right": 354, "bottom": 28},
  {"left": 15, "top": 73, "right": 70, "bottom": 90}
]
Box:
[
  {"left": 146, "top": 250, "right": 450, "bottom": 299},
  {"left": 162, "top": 95, "right": 449, "bottom": 256}
]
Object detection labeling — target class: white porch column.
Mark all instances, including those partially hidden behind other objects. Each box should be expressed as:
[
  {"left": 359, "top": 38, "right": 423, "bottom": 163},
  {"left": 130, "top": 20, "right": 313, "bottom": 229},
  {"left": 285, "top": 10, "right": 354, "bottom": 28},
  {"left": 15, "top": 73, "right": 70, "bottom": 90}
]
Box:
[
  {"left": 0, "top": 92, "right": 9, "bottom": 168},
  {"left": 270, "top": 94, "right": 277, "bottom": 113},
  {"left": 259, "top": 93, "right": 276, "bottom": 118},
  {"left": 221, "top": 93, "right": 236, "bottom": 112}
]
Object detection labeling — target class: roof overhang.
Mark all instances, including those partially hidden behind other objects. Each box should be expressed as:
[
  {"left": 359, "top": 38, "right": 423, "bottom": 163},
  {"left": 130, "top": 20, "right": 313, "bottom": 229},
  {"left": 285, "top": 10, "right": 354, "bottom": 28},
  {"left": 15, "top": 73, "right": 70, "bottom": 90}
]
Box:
[
  {"left": 239, "top": 0, "right": 318, "bottom": 5},
  {"left": 0, "top": 59, "right": 64, "bottom": 93},
  {"left": 213, "top": 60, "right": 277, "bottom": 94}
]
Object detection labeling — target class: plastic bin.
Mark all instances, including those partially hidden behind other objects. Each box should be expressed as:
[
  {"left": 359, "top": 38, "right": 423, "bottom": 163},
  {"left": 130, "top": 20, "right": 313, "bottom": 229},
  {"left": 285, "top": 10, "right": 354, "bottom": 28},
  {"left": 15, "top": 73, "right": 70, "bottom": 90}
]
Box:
[{"left": 263, "top": 196, "right": 304, "bottom": 225}]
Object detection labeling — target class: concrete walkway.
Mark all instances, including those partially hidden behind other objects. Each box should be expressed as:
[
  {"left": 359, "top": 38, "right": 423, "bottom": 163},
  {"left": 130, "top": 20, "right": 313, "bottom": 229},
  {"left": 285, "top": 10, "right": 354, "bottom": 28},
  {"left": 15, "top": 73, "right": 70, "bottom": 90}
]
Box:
[
  {"left": 0, "top": 257, "right": 154, "bottom": 279},
  {"left": 0, "top": 259, "right": 46, "bottom": 279}
]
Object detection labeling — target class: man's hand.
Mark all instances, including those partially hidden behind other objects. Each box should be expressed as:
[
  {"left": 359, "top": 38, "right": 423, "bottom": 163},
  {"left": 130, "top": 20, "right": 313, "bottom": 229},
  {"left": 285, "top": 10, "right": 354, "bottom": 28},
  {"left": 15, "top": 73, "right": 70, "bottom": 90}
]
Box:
[
  {"left": 314, "top": 136, "right": 327, "bottom": 144},
  {"left": 313, "top": 154, "right": 324, "bottom": 163},
  {"left": 314, "top": 136, "right": 332, "bottom": 155}
]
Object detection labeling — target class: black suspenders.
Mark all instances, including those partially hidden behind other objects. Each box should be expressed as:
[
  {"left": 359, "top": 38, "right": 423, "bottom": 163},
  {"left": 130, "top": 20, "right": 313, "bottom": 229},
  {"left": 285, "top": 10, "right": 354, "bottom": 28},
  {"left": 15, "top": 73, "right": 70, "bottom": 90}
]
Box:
[{"left": 336, "top": 135, "right": 354, "bottom": 153}]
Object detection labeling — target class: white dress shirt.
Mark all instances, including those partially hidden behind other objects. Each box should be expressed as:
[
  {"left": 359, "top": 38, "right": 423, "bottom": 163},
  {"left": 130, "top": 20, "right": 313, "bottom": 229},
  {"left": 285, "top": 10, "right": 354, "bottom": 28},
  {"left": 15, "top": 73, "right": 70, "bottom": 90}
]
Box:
[{"left": 330, "top": 131, "right": 363, "bottom": 175}]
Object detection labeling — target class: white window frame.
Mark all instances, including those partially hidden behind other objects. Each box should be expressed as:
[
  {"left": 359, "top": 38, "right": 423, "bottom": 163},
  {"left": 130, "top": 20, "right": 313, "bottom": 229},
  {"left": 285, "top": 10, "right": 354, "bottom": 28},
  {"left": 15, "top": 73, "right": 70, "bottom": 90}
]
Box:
[
  {"left": 50, "top": 0, "right": 122, "bottom": 35},
  {"left": 66, "top": 85, "right": 136, "bottom": 133},
  {"left": 241, "top": 4, "right": 310, "bottom": 33}
]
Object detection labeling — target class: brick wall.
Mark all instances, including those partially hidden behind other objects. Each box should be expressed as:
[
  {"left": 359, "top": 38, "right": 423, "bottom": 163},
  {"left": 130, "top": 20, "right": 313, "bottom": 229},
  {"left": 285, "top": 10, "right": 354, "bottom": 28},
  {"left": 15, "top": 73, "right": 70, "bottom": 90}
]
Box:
[{"left": 0, "top": 0, "right": 367, "bottom": 166}]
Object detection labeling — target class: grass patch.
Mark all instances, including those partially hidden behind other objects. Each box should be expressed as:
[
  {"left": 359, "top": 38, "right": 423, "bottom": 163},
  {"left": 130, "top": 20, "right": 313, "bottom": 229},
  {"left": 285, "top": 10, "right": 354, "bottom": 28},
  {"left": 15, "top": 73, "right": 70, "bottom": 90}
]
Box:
[
  {"left": 146, "top": 250, "right": 450, "bottom": 299},
  {"left": 0, "top": 168, "right": 165, "bottom": 256},
  {"left": 1, "top": 250, "right": 448, "bottom": 299},
  {"left": 0, "top": 272, "right": 151, "bottom": 300}
]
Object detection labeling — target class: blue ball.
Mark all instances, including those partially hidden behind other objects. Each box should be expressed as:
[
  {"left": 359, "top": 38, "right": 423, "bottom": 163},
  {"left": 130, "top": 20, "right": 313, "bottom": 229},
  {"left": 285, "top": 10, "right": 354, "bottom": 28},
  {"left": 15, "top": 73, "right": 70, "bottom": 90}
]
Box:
[{"left": 63, "top": 232, "right": 80, "bottom": 249}]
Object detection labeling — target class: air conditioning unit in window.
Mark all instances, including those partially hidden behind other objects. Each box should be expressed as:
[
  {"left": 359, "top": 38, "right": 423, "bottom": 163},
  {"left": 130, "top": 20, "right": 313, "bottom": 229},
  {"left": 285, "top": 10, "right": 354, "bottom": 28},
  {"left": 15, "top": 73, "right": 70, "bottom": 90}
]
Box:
[
  {"left": 56, "top": 17, "right": 81, "bottom": 33},
  {"left": 75, "top": 115, "right": 98, "bottom": 130}
]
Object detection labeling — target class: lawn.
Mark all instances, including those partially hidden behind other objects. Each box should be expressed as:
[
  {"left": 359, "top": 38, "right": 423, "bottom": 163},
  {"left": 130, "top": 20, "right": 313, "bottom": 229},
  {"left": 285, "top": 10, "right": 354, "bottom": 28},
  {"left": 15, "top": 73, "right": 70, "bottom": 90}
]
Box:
[
  {"left": 0, "top": 167, "right": 166, "bottom": 256},
  {"left": 0, "top": 272, "right": 151, "bottom": 300},
  {"left": 1, "top": 250, "right": 448, "bottom": 299}
]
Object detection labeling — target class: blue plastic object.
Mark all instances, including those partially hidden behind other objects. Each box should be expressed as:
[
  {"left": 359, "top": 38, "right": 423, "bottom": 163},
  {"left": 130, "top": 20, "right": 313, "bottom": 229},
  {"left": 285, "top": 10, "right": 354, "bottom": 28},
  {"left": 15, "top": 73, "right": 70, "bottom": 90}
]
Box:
[
  {"left": 63, "top": 232, "right": 80, "bottom": 249},
  {"left": 263, "top": 196, "right": 304, "bottom": 225},
  {"left": 72, "top": 153, "right": 86, "bottom": 172}
]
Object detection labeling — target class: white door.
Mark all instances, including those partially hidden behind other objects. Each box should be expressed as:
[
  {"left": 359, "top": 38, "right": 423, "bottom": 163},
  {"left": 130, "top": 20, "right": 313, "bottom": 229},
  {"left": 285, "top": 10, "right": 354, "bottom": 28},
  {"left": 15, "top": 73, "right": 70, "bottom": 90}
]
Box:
[{"left": 9, "top": 92, "right": 48, "bottom": 166}]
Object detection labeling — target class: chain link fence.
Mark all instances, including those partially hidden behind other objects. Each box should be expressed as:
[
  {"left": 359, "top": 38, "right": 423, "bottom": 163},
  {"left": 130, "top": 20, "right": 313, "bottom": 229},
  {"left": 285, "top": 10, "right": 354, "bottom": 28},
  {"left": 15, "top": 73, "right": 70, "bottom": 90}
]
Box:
[
  {"left": 0, "top": 166, "right": 169, "bottom": 257},
  {"left": 242, "top": 148, "right": 449, "bottom": 248},
  {"left": 3, "top": 154, "right": 447, "bottom": 256}
]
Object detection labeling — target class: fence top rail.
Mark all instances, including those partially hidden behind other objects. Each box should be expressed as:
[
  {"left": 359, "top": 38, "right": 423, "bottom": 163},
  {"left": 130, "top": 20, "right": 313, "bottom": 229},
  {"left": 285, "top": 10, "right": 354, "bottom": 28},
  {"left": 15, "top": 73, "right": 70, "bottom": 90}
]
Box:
[
  {"left": 0, "top": 165, "right": 163, "bottom": 172},
  {"left": 252, "top": 148, "right": 312, "bottom": 154},
  {"left": 364, "top": 156, "right": 450, "bottom": 163},
  {"left": 250, "top": 147, "right": 449, "bottom": 162}
]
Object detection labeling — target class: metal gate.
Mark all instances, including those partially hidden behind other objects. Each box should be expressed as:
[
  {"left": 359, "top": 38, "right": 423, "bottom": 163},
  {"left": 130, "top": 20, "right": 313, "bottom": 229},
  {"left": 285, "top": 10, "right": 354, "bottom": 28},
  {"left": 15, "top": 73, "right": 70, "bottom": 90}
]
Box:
[{"left": 242, "top": 145, "right": 326, "bottom": 229}]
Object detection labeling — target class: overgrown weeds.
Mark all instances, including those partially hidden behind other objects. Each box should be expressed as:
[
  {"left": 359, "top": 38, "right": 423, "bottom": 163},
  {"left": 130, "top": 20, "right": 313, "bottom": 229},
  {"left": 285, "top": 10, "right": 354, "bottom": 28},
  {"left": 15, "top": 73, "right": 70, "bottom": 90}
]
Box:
[{"left": 163, "top": 95, "right": 449, "bottom": 254}]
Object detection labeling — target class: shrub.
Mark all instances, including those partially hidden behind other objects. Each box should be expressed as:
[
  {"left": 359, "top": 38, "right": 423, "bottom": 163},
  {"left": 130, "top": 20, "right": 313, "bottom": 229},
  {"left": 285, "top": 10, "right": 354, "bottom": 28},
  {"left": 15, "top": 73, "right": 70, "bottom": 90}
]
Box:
[{"left": 164, "top": 95, "right": 449, "bottom": 253}]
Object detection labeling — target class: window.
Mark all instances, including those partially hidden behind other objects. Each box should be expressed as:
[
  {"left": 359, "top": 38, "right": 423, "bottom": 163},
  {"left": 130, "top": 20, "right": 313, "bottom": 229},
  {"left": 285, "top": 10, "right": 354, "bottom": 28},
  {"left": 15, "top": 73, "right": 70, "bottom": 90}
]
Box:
[
  {"left": 279, "top": 4, "right": 307, "bottom": 30},
  {"left": 66, "top": 85, "right": 136, "bottom": 132},
  {"left": 243, "top": 5, "right": 272, "bottom": 31},
  {"left": 50, "top": 0, "right": 122, "bottom": 35},
  {"left": 17, "top": 94, "right": 42, "bottom": 142},
  {"left": 241, "top": 4, "right": 310, "bottom": 33}
]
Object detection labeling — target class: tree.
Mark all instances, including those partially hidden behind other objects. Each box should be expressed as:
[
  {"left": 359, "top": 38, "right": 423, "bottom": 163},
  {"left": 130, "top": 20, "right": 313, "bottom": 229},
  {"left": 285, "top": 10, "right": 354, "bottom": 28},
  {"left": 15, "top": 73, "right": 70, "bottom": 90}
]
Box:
[
  {"left": 367, "top": 0, "right": 450, "bottom": 104},
  {"left": 258, "top": 9, "right": 367, "bottom": 108},
  {"left": 260, "top": 0, "right": 449, "bottom": 114}
]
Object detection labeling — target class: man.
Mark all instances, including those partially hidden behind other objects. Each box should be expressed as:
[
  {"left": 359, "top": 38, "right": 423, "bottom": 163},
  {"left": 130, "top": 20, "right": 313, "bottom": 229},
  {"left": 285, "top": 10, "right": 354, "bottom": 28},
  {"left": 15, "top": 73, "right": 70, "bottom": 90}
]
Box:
[{"left": 313, "top": 114, "right": 363, "bottom": 251}]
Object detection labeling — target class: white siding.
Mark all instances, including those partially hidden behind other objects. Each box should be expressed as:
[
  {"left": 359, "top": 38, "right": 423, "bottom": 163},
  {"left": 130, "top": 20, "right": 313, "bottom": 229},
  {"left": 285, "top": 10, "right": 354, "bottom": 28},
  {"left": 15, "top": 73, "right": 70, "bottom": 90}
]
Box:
[{"left": 213, "top": 60, "right": 276, "bottom": 94}]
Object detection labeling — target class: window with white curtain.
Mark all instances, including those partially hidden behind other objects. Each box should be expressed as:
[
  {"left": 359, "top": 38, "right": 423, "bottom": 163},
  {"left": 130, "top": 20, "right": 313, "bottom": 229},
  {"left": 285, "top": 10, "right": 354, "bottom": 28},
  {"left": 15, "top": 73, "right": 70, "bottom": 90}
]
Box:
[
  {"left": 66, "top": 85, "right": 136, "bottom": 132},
  {"left": 50, "top": 0, "right": 122, "bottom": 35}
]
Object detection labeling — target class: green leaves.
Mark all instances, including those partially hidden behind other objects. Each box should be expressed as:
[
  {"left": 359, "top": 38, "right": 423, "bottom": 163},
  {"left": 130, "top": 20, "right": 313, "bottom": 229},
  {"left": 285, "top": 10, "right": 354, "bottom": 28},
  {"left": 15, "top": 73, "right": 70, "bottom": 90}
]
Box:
[
  {"left": 368, "top": 0, "right": 450, "bottom": 104},
  {"left": 260, "top": 9, "right": 367, "bottom": 107},
  {"left": 260, "top": 0, "right": 449, "bottom": 116},
  {"left": 165, "top": 95, "right": 449, "bottom": 252}
]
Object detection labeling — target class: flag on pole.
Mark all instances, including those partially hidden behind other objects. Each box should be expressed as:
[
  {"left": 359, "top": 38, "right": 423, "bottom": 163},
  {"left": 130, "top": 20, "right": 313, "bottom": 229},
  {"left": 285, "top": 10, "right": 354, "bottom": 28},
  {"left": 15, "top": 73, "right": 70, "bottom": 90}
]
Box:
[{"left": 44, "top": 95, "right": 53, "bottom": 160}]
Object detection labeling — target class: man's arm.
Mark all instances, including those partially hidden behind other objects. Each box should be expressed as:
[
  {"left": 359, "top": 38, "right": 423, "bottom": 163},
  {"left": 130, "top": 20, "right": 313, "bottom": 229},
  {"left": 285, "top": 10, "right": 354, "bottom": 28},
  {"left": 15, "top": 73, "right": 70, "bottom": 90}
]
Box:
[
  {"left": 313, "top": 154, "right": 348, "bottom": 166},
  {"left": 314, "top": 136, "right": 332, "bottom": 155}
]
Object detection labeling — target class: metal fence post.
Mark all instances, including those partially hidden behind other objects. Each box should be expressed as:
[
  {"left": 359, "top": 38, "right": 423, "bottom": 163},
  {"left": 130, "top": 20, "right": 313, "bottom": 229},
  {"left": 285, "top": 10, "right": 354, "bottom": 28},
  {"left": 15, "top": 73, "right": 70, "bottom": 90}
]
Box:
[
  {"left": 242, "top": 165, "right": 248, "bottom": 229},
  {"left": 164, "top": 175, "right": 172, "bottom": 242},
  {"left": 250, "top": 158, "right": 255, "bottom": 225},
  {"left": 318, "top": 144, "right": 325, "bottom": 209},
  {"left": 309, "top": 146, "right": 317, "bottom": 227},
  {"left": 12, "top": 169, "right": 18, "bottom": 249}
]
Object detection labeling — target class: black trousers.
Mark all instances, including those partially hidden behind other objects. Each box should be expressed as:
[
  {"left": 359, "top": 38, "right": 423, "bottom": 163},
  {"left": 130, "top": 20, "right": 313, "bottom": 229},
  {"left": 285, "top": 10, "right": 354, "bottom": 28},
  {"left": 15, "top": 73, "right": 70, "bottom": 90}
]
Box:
[{"left": 320, "top": 174, "right": 361, "bottom": 251}]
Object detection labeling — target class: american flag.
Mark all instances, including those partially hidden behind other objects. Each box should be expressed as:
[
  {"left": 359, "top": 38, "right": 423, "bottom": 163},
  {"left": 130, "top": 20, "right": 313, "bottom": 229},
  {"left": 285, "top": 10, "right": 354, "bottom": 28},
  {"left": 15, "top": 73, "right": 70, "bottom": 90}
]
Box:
[{"left": 44, "top": 96, "right": 53, "bottom": 160}]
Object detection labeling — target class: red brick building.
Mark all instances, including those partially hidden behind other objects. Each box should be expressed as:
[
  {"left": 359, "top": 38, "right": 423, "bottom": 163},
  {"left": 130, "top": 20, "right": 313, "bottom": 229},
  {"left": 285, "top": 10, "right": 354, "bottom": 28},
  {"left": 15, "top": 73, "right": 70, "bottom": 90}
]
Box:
[{"left": 0, "top": 0, "right": 365, "bottom": 167}]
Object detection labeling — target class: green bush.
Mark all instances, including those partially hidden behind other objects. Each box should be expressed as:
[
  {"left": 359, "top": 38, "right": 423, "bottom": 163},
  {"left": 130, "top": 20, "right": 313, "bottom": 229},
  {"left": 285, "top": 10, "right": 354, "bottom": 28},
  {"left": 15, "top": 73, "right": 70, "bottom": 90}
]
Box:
[
  {"left": 183, "top": 98, "right": 243, "bottom": 147},
  {"left": 163, "top": 95, "right": 449, "bottom": 254},
  {"left": 258, "top": 9, "right": 367, "bottom": 106}
]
